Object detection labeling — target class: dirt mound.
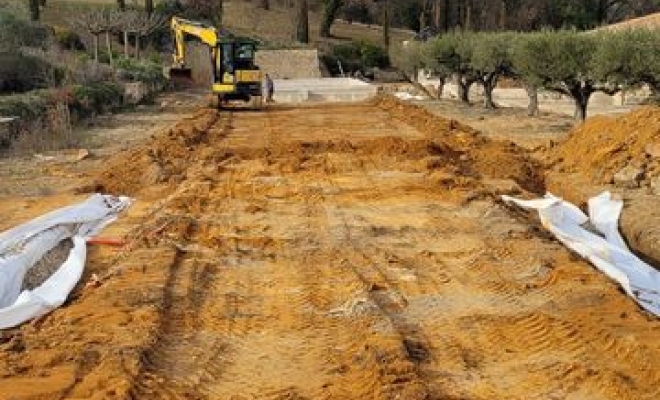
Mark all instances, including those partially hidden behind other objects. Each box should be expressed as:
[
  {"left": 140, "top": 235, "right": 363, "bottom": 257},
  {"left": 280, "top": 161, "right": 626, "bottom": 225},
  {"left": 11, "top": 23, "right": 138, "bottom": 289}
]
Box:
[
  {"left": 92, "top": 97, "right": 543, "bottom": 197},
  {"left": 551, "top": 107, "right": 660, "bottom": 188},
  {"left": 374, "top": 96, "right": 545, "bottom": 193},
  {"left": 92, "top": 109, "right": 221, "bottom": 195}
]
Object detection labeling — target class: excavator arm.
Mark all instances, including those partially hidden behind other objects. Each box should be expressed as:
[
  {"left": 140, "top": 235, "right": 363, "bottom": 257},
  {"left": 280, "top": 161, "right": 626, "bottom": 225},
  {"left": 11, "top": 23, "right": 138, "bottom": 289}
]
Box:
[{"left": 171, "top": 17, "right": 219, "bottom": 68}]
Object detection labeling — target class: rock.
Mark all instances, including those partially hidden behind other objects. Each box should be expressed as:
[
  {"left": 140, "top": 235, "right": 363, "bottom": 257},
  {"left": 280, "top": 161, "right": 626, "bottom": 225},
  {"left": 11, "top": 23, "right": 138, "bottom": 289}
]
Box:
[
  {"left": 645, "top": 142, "right": 660, "bottom": 159},
  {"left": 613, "top": 165, "right": 644, "bottom": 188},
  {"left": 75, "top": 148, "right": 92, "bottom": 161}
]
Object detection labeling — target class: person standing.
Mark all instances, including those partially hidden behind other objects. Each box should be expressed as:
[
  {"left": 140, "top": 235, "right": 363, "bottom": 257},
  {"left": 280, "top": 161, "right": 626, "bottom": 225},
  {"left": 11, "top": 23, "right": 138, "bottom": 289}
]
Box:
[{"left": 264, "top": 73, "right": 274, "bottom": 103}]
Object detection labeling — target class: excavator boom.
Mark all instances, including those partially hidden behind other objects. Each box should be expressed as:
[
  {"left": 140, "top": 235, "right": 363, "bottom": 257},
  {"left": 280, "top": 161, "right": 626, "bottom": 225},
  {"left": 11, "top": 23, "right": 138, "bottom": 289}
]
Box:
[{"left": 169, "top": 17, "right": 219, "bottom": 81}]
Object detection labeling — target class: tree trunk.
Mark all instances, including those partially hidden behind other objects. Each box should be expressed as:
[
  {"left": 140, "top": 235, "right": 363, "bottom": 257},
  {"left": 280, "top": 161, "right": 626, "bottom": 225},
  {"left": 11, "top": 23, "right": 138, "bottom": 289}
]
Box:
[
  {"left": 145, "top": 0, "right": 154, "bottom": 15},
  {"left": 39, "top": 0, "right": 46, "bottom": 7},
  {"left": 382, "top": 1, "right": 390, "bottom": 49},
  {"left": 437, "top": 76, "right": 445, "bottom": 99},
  {"left": 123, "top": 31, "right": 129, "bottom": 58},
  {"left": 257, "top": 0, "right": 270, "bottom": 10},
  {"left": 117, "top": 0, "right": 126, "bottom": 11},
  {"left": 105, "top": 31, "right": 113, "bottom": 64},
  {"left": 499, "top": 0, "right": 507, "bottom": 30},
  {"left": 320, "top": 0, "right": 343, "bottom": 38},
  {"left": 29, "top": 0, "right": 40, "bottom": 21},
  {"left": 482, "top": 75, "right": 498, "bottom": 109},
  {"left": 433, "top": 0, "right": 441, "bottom": 31},
  {"left": 458, "top": 80, "right": 471, "bottom": 104},
  {"left": 215, "top": 0, "right": 224, "bottom": 28},
  {"left": 135, "top": 34, "right": 140, "bottom": 59},
  {"left": 295, "top": 0, "right": 309, "bottom": 43},
  {"left": 525, "top": 84, "right": 539, "bottom": 116},
  {"left": 570, "top": 86, "right": 593, "bottom": 122},
  {"left": 464, "top": 0, "right": 471, "bottom": 31},
  {"left": 93, "top": 34, "right": 99, "bottom": 63},
  {"left": 443, "top": 0, "right": 450, "bottom": 32},
  {"left": 574, "top": 97, "right": 587, "bottom": 121}
]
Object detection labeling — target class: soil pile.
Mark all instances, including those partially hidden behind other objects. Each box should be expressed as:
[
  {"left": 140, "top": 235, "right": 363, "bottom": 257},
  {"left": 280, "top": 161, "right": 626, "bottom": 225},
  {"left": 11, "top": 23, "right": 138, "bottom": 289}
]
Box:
[
  {"left": 92, "top": 109, "right": 220, "bottom": 195},
  {"left": 374, "top": 96, "right": 545, "bottom": 193},
  {"left": 551, "top": 107, "right": 660, "bottom": 189}
]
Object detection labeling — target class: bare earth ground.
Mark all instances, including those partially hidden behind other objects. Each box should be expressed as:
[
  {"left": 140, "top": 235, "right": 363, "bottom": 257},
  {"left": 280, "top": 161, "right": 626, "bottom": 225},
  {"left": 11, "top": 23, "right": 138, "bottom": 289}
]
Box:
[{"left": 1, "top": 96, "right": 660, "bottom": 400}]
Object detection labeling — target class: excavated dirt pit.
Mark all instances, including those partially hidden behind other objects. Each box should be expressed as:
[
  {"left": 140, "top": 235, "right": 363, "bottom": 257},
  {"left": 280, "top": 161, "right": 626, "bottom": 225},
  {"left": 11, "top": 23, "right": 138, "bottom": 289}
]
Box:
[{"left": 1, "top": 97, "right": 659, "bottom": 400}]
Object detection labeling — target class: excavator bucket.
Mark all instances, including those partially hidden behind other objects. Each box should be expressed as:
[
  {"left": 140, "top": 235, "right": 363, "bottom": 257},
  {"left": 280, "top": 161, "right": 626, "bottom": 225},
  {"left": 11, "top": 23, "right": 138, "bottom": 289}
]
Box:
[{"left": 168, "top": 67, "right": 193, "bottom": 86}]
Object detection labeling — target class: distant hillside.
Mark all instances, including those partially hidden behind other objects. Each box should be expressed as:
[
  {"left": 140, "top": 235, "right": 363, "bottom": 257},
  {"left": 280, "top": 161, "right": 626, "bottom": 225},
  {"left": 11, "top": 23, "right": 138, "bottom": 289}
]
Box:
[
  {"left": 223, "top": 1, "right": 413, "bottom": 51},
  {"left": 597, "top": 12, "right": 660, "bottom": 31},
  {"left": 38, "top": 0, "right": 413, "bottom": 51}
]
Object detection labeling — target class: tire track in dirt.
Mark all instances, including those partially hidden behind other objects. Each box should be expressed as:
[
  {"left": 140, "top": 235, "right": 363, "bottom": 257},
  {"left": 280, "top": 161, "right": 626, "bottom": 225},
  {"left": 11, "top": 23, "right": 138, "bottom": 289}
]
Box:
[{"left": 6, "top": 99, "right": 660, "bottom": 400}]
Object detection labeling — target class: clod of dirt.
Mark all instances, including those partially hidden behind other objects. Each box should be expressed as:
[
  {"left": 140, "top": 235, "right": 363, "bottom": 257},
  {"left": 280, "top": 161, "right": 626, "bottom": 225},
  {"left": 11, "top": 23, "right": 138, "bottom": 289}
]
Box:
[{"left": 550, "top": 107, "right": 660, "bottom": 187}]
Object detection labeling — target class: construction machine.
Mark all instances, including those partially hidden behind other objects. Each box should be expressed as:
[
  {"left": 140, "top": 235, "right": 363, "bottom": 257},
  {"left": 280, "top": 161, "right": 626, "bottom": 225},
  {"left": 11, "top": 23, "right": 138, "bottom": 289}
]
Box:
[{"left": 170, "top": 16, "right": 262, "bottom": 107}]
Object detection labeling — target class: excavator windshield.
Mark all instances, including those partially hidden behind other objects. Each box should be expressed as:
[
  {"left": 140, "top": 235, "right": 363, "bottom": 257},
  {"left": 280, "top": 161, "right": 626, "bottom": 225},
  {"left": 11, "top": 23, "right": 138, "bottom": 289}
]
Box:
[{"left": 236, "top": 43, "right": 255, "bottom": 61}]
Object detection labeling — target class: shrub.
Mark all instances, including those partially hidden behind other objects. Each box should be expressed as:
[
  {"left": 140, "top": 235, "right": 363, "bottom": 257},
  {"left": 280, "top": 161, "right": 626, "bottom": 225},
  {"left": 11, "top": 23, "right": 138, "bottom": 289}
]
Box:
[
  {"left": 115, "top": 57, "right": 166, "bottom": 86},
  {"left": 70, "top": 82, "right": 124, "bottom": 117},
  {"left": 359, "top": 42, "right": 389, "bottom": 69},
  {"left": 326, "top": 41, "right": 390, "bottom": 75},
  {"left": 0, "top": 11, "right": 50, "bottom": 51},
  {"left": 0, "top": 52, "right": 64, "bottom": 92},
  {"left": 53, "top": 26, "right": 85, "bottom": 51},
  {"left": 0, "top": 91, "right": 51, "bottom": 120}
]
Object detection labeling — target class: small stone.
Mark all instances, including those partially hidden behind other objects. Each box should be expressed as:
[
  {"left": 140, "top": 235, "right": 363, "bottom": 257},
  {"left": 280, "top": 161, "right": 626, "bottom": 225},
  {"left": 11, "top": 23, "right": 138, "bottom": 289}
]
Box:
[
  {"left": 75, "top": 148, "right": 92, "bottom": 161},
  {"left": 613, "top": 165, "right": 644, "bottom": 188}
]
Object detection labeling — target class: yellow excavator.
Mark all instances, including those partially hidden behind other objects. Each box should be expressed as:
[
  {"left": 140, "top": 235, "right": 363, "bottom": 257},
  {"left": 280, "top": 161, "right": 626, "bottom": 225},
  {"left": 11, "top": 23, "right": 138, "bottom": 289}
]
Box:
[{"left": 170, "top": 16, "right": 263, "bottom": 107}]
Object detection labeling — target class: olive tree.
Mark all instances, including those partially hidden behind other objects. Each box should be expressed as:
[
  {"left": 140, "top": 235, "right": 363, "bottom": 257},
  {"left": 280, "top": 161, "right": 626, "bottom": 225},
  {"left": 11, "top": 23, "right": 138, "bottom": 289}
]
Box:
[
  {"left": 511, "top": 30, "right": 618, "bottom": 121},
  {"left": 465, "top": 32, "right": 514, "bottom": 109},
  {"left": 390, "top": 40, "right": 424, "bottom": 80},
  {"left": 511, "top": 32, "right": 546, "bottom": 116},
  {"left": 591, "top": 29, "right": 660, "bottom": 95},
  {"left": 424, "top": 33, "right": 477, "bottom": 104}
]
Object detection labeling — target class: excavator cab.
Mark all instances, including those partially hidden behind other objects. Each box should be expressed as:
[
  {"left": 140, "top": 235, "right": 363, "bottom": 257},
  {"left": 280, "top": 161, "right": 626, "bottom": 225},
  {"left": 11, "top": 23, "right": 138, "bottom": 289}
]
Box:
[{"left": 214, "top": 38, "right": 262, "bottom": 103}]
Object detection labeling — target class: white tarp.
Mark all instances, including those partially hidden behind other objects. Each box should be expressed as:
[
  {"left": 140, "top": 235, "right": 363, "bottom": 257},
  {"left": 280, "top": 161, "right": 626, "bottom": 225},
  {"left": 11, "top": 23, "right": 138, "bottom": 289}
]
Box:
[
  {"left": 0, "top": 194, "right": 131, "bottom": 329},
  {"left": 503, "top": 192, "right": 660, "bottom": 316}
]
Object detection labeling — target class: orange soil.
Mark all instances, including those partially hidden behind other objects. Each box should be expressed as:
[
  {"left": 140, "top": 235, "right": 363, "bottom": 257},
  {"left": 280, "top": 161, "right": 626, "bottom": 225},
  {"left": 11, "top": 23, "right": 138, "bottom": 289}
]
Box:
[
  {"left": 1, "top": 98, "right": 659, "bottom": 399},
  {"left": 550, "top": 106, "right": 660, "bottom": 185}
]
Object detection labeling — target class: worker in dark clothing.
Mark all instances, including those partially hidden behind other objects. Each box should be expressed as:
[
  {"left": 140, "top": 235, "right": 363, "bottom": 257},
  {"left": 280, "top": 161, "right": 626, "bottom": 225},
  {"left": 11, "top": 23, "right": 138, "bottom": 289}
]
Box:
[{"left": 264, "top": 73, "right": 274, "bottom": 103}]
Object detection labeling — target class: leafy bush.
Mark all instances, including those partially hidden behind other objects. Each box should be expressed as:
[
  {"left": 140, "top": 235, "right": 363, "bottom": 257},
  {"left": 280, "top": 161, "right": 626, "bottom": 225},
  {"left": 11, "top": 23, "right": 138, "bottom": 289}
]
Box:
[
  {"left": 115, "top": 57, "right": 166, "bottom": 85},
  {"left": 0, "top": 82, "right": 124, "bottom": 124},
  {"left": 53, "top": 26, "right": 85, "bottom": 51},
  {"left": 0, "top": 91, "right": 51, "bottom": 119},
  {"left": 326, "top": 41, "right": 390, "bottom": 75},
  {"left": 0, "top": 52, "right": 64, "bottom": 92},
  {"left": 70, "top": 82, "right": 124, "bottom": 117},
  {"left": 0, "top": 11, "right": 50, "bottom": 51},
  {"left": 359, "top": 42, "right": 389, "bottom": 69}
]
